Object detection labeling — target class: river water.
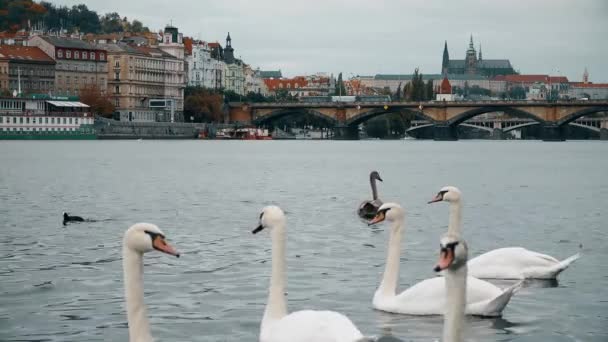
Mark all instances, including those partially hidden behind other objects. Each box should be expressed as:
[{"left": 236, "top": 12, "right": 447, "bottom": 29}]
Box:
[{"left": 0, "top": 140, "right": 606, "bottom": 342}]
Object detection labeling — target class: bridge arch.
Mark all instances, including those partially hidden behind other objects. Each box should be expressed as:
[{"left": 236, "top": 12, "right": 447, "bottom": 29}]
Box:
[
  {"left": 447, "top": 107, "right": 546, "bottom": 126},
  {"left": 556, "top": 106, "right": 608, "bottom": 126},
  {"left": 346, "top": 107, "right": 434, "bottom": 126},
  {"left": 253, "top": 108, "right": 338, "bottom": 126}
]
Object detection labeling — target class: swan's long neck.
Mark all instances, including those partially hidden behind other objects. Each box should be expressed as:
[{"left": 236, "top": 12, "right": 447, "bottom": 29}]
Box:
[
  {"left": 370, "top": 176, "right": 379, "bottom": 200},
  {"left": 377, "top": 218, "right": 403, "bottom": 298},
  {"left": 263, "top": 222, "right": 288, "bottom": 326},
  {"left": 123, "top": 246, "right": 152, "bottom": 342},
  {"left": 443, "top": 265, "right": 467, "bottom": 342},
  {"left": 447, "top": 200, "right": 462, "bottom": 237}
]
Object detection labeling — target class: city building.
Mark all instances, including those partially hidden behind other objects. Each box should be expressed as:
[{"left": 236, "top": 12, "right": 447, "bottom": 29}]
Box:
[
  {"left": 223, "top": 33, "right": 246, "bottom": 95},
  {"left": 259, "top": 70, "right": 282, "bottom": 79},
  {"left": 0, "top": 45, "right": 55, "bottom": 96},
  {"left": 28, "top": 35, "right": 108, "bottom": 96},
  {"left": 207, "top": 42, "right": 225, "bottom": 89},
  {"left": 263, "top": 76, "right": 307, "bottom": 96},
  {"left": 494, "top": 74, "right": 570, "bottom": 97},
  {"left": 105, "top": 43, "right": 184, "bottom": 122},
  {"left": 568, "top": 68, "right": 608, "bottom": 99},
  {"left": 244, "top": 65, "right": 269, "bottom": 95},
  {"left": 158, "top": 25, "right": 184, "bottom": 60},
  {"left": 187, "top": 40, "right": 226, "bottom": 90},
  {"left": 441, "top": 36, "right": 516, "bottom": 77},
  {"left": 435, "top": 77, "right": 455, "bottom": 101}
]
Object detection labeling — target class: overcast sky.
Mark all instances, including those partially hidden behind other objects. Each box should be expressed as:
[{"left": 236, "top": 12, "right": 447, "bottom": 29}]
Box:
[{"left": 52, "top": 0, "right": 608, "bottom": 82}]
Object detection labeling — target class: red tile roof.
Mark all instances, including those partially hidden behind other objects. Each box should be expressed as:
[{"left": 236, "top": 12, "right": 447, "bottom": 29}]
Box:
[
  {"left": 548, "top": 76, "right": 569, "bottom": 83},
  {"left": 569, "top": 82, "right": 608, "bottom": 88},
  {"left": 0, "top": 45, "right": 54, "bottom": 63},
  {"left": 439, "top": 77, "right": 452, "bottom": 94}
]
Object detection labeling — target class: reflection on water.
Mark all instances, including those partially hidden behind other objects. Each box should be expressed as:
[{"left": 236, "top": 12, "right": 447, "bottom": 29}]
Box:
[
  {"left": 1, "top": 140, "right": 607, "bottom": 342},
  {"left": 522, "top": 278, "right": 559, "bottom": 289}
]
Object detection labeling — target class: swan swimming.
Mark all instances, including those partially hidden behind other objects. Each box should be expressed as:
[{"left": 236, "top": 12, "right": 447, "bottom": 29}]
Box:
[
  {"left": 434, "top": 233, "right": 469, "bottom": 342},
  {"left": 358, "top": 171, "right": 383, "bottom": 220},
  {"left": 368, "top": 202, "right": 520, "bottom": 316},
  {"left": 429, "top": 186, "right": 580, "bottom": 279},
  {"left": 122, "top": 223, "right": 180, "bottom": 342},
  {"left": 253, "top": 206, "right": 367, "bottom": 342}
]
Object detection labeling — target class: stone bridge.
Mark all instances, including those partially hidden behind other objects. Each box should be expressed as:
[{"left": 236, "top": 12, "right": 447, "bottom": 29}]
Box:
[{"left": 227, "top": 100, "right": 608, "bottom": 140}]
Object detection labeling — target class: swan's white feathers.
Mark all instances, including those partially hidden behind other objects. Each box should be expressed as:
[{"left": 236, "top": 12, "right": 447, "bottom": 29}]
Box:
[
  {"left": 467, "top": 247, "right": 579, "bottom": 279},
  {"left": 374, "top": 276, "right": 515, "bottom": 316},
  {"left": 262, "top": 310, "right": 364, "bottom": 342}
]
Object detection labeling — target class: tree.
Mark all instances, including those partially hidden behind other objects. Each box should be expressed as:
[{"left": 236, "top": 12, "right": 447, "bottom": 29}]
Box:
[
  {"left": 183, "top": 86, "right": 224, "bottom": 122},
  {"left": 131, "top": 19, "right": 144, "bottom": 32},
  {"left": 425, "top": 80, "right": 434, "bottom": 100},
  {"left": 79, "top": 84, "right": 115, "bottom": 118},
  {"left": 507, "top": 86, "right": 526, "bottom": 99},
  {"left": 394, "top": 83, "right": 402, "bottom": 102},
  {"left": 100, "top": 12, "right": 123, "bottom": 33},
  {"left": 334, "top": 72, "right": 347, "bottom": 96}
]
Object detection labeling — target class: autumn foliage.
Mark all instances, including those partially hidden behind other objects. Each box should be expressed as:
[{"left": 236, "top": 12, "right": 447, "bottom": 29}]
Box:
[
  {"left": 79, "top": 84, "right": 115, "bottom": 118},
  {"left": 184, "top": 86, "right": 224, "bottom": 123}
]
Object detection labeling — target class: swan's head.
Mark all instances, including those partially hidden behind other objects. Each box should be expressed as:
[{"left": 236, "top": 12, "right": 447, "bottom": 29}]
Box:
[
  {"left": 123, "top": 223, "right": 180, "bottom": 257},
  {"left": 370, "top": 171, "right": 383, "bottom": 182},
  {"left": 368, "top": 202, "right": 404, "bottom": 226},
  {"left": 434, "top": 234, "right": 468, "bottom": 272},
  {"left": 252, "top": 205, "right": 286, "bottom": 234},
  {"left": 428, "top": 186, "right": 461, "bottom": 204},
  {"left": 63, "top": 212, "right": 68, "bottom": 218}
]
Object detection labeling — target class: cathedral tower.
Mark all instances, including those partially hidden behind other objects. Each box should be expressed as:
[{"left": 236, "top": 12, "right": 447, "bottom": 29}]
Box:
[
  {"left": 465, "top": 34, "right": 478, "bottom": 74},
  {"left": 442, "top": 41, "right": 450, "bottom": 75}
]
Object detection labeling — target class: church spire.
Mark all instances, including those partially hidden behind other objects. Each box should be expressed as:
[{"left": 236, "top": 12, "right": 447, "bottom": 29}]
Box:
[
  {"left": 226, "top": 32, "right": 232, "bottom": 47},
  {"left": 478, "top": 43, "right": 482, "bottom": 60},
  {"left": 442, "top": 40, "right": 450, "bottom": 75},
  {"left": 469, "top": 34, "right": 474, "bottom": 49},
  {"left": 583, "top": 67, "right": 589, "bottom": 84}
]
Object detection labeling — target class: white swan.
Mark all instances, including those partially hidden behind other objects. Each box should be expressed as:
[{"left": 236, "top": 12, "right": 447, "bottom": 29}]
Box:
[
  {"left": 429, "top": 186, "right": 580, "bottom": 279},
  {"left": 252, "top": 206, "right": 366, "bottom": 342},
  {"left": 434, "top": 234, "right": 469, "bottom": 342},
  {"left": 123, "top": 223, "right": 180, "bottom": 342},
  {"left": 368, "top": 203, "right": 519, "bottom": 316}
]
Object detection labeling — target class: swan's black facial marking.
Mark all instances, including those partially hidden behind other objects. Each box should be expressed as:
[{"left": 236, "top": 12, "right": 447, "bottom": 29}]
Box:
[
  {"left": 368, "top": 207, "right": 391, "bottom": 226},
  {"left": 428, "top": 190, "right": 448, "bottom": 204},
  {"left": 144, "top": 230, "right": 165, "bottom": 245},
  {"left": 252, "top": 212, "right": 265, "bottom": 234},
  {"left": 434, "top": 241, "right": 460, "bottom": 272}
]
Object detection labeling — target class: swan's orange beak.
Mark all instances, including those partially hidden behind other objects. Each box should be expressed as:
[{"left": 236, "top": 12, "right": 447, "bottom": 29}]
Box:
[
  {"left": 368, "top": 211, "right": 386, "bottom": 226},
  {"left": 153, "top": 236, "right": 180, "bottom": 257},
  {"left": 434, "top": 247, "right": 454, "bottom": 272}
]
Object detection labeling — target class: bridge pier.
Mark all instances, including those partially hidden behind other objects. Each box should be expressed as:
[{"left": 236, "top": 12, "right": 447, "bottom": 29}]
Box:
[
  {"left": 541, "top": 124, "right": 566, "bottom": 141},
  {"left": 333, "top": 125, "right": 359, "bottom": 140},
  {"left": 491, "top": 128, "right": 505, "bottom": 140},
  {"left": 600, "top": 128, "right": 608, "bottom": 140},
  {"left": 433, "top": 125, "right": 457, "bottom": 141}
]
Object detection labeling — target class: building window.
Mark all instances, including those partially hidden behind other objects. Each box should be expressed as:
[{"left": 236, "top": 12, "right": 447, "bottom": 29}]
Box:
[
  {"left": 57, "top": 49, "right": 63, "bottom": 58},
  {"left": 115, "top": 72, "right": 120, "bottom": 80},
  {"left": 83, "top": 51, "right": 88, "bottom": 59},
  {"left": 115, "top": 60, "right": 120, "bottom": 67},
  {"left": 100, "top": 53, "right": 105, "bottom": 61},
  {"left": 115, "top": 98, "right": 120, "bottom": 107},
  {"left": 66, "top": 50, "right": 71, "bottom": 58},
  {"left": 90, "top": 52, "right": 95, "bottom": 60},
  {"left": 74, "top": 51, "right": 80, "bottom": 59},
  {"left": 115, "top": 85, "right": 120, "bottom": 94}
]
